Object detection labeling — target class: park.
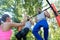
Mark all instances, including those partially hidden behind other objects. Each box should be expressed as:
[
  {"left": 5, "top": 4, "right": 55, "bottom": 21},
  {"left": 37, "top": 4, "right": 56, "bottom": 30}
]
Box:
[{"left": 0, "top": 0, "right": 60, "bottom": 40}]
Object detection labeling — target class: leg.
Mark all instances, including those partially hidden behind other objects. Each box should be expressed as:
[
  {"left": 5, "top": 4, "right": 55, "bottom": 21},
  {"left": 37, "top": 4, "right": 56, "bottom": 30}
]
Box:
[
  {"left": 23, "top": 36, "right": 26, "bottom": 40},
  {"left": 22, "top": 28, "right": 29, "bottom": 36},
  {"left": 22, "top": 28, "right": 29, "bottom": 40},
  {"left": 17, "top": 38, "right": 21, "bottom": 40},
  {"left": 43, "top": 20, "right": 49, "bottom": 40},
  {"left": 44, "top": 28, "right": 48, "bottom": 40},
  {"left": 15, "top": 31, "right": 22, "bottom": 40},
  {"left": 32, "top": 22, "right": 43, "bottom": 40}
]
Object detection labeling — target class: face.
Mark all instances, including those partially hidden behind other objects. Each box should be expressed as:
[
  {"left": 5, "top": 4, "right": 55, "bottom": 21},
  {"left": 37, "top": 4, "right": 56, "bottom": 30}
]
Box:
[{"left": 6, "top": 17, "right": 11, "bottom": 22}]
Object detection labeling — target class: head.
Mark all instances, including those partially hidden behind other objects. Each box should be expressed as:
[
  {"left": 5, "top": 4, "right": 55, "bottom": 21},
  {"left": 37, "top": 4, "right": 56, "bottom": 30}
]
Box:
[
  {"left": 1, "top": 14, "right": 11, "bottom": 22},
  {"left": 27, "top": 16, "right": 30, "bottom": 21}
]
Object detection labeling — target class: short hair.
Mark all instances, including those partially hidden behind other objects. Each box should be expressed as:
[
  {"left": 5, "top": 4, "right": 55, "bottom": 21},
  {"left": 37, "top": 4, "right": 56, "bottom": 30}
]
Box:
[
  {"left": 1, "top": 14, "right": 10, "bottom": 22},
  {"left": 0, "top": 18, "right": 1, "bottom": 25}
]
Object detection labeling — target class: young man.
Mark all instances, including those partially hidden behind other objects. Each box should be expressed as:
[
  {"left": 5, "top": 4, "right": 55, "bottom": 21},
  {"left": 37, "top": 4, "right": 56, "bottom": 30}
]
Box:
[
  {"left": 32, "top": 8, "right": 50, "bottom": 40},
  {"left": 16, "top": 15, "right": 34, "bottom": 40}
]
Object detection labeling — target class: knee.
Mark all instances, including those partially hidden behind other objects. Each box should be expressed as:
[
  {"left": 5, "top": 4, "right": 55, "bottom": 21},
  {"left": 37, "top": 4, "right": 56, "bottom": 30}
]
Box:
[
  {"left": 44, "top": 26, "right": 49, "bottom": 29},
  {"left": 15, "top": 32, "right": 22, "bottom": 39},
  {"left": 32, "top": 29, "right": 36, "bottom": 34},
  {"left": 44, "top": 27, "right": 49, "bottom": 31},
  {"left": 15, "top": 34, "right": 21, "bottom": 39},
  {"left": 44, "top": 25, "right": 49, "bottom": 29}
]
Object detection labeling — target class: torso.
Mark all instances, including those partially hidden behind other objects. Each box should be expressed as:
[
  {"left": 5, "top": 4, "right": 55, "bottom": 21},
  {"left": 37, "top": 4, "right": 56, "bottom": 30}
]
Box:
[
  {"left": 36, "top": 12, "right": 46, "bottom": 22},
  {"left": 23, "top": 21, "right": 32, "bottom": 29},
  {"left": 0, "top": 22, "right": 12, "bottom": 40},
  {"left": 0, "top": 26, "right": 12, "bottom": 40}
]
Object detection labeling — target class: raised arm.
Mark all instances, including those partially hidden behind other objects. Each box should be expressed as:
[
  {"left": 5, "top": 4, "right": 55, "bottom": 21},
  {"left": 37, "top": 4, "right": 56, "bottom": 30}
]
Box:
[
  {"left": 30, "top": 19, "right": 34, "bottom": 25},
  {"left": 35, "top": 17, "right": 37, "bottom": 23},
  {"left": 9, "top": 22, "right": 25, "bottom": 27}
]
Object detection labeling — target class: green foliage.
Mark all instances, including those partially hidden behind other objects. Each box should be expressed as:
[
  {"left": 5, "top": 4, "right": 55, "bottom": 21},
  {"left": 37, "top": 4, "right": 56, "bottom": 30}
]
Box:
[{"left": 0, "top": 0, "right": 60, "bottom": 40}]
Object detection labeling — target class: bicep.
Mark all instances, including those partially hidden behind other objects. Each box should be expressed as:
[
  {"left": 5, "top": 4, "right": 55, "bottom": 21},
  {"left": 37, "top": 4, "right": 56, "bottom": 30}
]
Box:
[
  {"left": 35, "top": 17, "right": 37, "bottom": 20},
  {"left": 35, "top": 17, "right": 37, "bottom": 22},
  {"left": 10, "top": 22, "right": 23, "bottom": 27},
  {"left": 30, "top": 19, "right": 34, "bottom": 25}
]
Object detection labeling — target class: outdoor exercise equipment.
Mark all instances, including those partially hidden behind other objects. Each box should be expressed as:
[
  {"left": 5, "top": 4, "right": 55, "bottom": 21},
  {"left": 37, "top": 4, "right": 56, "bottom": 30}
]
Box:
[{"left": 46, "top": 0, "right": 60, "bottom": 27}]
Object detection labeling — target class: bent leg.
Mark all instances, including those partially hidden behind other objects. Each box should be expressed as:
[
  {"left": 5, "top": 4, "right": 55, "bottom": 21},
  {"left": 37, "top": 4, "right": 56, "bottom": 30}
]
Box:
[
  {"left": 15, "top": 31, "right": 22, "bottom": 40},
  {"left": 43, "top": 20, "right": 49, "bottom": 40},
  {"left": 32, "top": 22, "right": 43, "bottom": 40},
  {"left": 22, "top": 28, "right": 29, "bottom": 40}
]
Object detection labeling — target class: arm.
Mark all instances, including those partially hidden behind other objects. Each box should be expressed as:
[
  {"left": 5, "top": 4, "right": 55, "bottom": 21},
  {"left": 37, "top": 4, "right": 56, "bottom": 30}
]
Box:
[
  {"left": 30, "top": 19, "right": 34, "bottom": 25},
  {"left": 10, "top": 21, "right": 25, "bottom": 27},
  {"left": 44, "top": 11, "right": 50, "bottom": 18},
  {"left": 1, "top": 22, "right": 25, "bottom": 31},
  {"left": 23, "top": 13, "right": 27, "bottom": 21},
  {"left": 35, "top": 17, "right": 37, "bottom": 23}
]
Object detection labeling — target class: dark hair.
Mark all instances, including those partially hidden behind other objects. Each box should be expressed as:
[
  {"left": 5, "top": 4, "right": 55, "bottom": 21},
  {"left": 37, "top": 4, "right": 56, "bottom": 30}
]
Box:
[
  {"left": 27, "top": 19, "right": 30, "bottom": 21},
  {"left": 1, "top": 14, "right": 10, "bottom": 22},
  {"left": 0, "top": 18, "right": 1, "bottom": 25}
]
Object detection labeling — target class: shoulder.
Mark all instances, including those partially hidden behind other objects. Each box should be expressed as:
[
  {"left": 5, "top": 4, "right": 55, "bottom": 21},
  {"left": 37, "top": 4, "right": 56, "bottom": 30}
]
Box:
[{"left": 3, "top": 22, "right": 14, "bottom": 26}]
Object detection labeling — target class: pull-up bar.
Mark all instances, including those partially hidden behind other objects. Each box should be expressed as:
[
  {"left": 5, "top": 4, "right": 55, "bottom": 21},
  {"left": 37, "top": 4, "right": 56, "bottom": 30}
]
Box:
[{"left": 46, "top": 0, "right": 60, "bottom": 27}]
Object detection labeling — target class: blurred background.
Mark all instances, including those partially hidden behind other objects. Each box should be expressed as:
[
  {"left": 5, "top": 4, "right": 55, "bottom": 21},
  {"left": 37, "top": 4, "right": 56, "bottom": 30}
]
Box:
[{"left": 0, "top": 0, "right": 60, "bottom": 40}]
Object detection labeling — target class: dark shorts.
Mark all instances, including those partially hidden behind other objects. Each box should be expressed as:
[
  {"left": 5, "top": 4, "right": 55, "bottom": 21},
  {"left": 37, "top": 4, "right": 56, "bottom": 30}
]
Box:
[{"left": 15, "top": 27, "right": 29, "bottom": 39}]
